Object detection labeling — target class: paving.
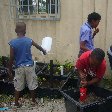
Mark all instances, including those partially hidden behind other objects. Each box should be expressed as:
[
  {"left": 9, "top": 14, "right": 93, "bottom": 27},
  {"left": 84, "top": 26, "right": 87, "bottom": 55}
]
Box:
[{"left": 0, "top": 98, "right": 66, "bottom": 112}]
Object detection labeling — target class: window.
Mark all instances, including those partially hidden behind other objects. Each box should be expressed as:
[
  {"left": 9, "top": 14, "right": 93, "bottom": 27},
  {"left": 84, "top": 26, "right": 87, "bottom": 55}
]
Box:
[{"left": 10, "top": 0, "right": 60, "bottom": 20}]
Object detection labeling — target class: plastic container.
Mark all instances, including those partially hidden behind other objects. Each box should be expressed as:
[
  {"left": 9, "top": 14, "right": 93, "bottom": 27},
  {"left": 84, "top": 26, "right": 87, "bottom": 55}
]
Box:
[
  {"left": 61, "top": 87, "right": 112, "bottom": 112},
  {"left": 79, "top": 87, "right": 87, "bottom": 101},
  {"left": 0, "top": 107, "right": 9, "bottom": 111},
  {"left": 34, "top": 60, "right": 38, "bottom": 73},
  {"left": 60, "top": 66, "right": 64, "bottom": 75},
  {"left": 41, "top": 37, "right": 52, "bottom": 53}
]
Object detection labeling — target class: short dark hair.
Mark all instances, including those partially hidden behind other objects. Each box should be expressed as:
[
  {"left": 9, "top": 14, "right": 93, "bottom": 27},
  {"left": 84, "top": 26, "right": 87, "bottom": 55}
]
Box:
[
  {"left": 87, "top": 12, "right": 101, "bottom": 23},
  {"left": 90, "top": 48, "right": 105, "bottom": 62},
  {"left": 15, "top": 22, "right": 26, "bottom": 35}
]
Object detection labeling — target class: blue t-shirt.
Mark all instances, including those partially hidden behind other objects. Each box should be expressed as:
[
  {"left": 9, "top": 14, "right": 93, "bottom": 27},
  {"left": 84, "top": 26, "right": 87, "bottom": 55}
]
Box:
[
  {"left": 79, "top": 22, "right": 94, "bottom": 53},
  {"left": 9, "top": 37, "right": 33, "bottom": 68}
]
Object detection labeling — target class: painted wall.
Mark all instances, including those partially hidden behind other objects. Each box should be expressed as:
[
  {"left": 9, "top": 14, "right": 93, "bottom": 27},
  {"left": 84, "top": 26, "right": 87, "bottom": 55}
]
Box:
[{"left": 0, "top": 0, "right": 112, "bottom": 74}]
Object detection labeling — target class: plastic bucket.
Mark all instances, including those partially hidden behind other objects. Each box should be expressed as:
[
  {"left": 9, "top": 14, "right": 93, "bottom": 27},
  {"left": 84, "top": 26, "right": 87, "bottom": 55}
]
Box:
[
  {"left": 41, "top": 37, "right": 52, "bottom": 53},
  {"left": 79, "top": 87, "right": 87, "bottom": 101}
]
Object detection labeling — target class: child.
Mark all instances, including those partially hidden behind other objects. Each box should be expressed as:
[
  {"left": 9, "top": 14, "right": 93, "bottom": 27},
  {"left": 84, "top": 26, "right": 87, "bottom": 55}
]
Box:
[
  {"left": 8, "top": 22, "right": 46, "bottom": 106},
  {"left": 79, "top": 12, "right": 101, "bottom": 57},
  {"left": 76, "top": 48, "right": 106, "bottom": 87}
]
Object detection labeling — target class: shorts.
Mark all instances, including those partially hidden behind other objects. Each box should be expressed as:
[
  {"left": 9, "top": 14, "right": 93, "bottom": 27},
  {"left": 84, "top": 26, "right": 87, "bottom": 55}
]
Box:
[{"left": 14, "top": 66, "right": 38, "bottom": 91}]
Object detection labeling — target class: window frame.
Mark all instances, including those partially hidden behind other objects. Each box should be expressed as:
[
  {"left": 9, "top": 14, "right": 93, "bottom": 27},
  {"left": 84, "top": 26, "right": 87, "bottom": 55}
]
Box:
[{"left": 9, "top": 0, "right": 61, "bottom": 21}]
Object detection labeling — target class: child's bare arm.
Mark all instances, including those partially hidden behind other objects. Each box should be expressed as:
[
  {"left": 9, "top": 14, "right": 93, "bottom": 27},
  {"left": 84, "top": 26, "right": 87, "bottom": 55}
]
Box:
[
  {"left": 8, "top": 46, "right": 14, "bottom": 80},
  {"left": 32, "top": 40, "right": 46, "bottom": 55},
  {"left": 80, "top": 41, "right": 90, "bottom": 52}
]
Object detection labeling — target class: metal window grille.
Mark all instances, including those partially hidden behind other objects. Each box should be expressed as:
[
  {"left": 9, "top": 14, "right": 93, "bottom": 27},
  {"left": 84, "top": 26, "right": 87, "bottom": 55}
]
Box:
[{"left": 9, "top": 0, "right": 60, "bottom": 20}]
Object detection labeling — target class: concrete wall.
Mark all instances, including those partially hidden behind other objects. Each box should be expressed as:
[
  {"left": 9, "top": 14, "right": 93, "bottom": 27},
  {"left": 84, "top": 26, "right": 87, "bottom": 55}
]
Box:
[{"left": 0, "top": 0, "right": 112, "bottom": 72}]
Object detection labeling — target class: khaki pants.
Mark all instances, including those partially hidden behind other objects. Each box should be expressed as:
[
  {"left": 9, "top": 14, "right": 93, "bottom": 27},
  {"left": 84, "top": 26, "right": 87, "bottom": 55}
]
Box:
[{"left": 14, "top": 66, "right": 38, "bottom": 91}]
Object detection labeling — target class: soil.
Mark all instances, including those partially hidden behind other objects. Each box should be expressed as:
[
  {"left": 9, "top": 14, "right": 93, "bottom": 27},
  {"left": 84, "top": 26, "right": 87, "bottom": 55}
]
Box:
[{"left": 79, "top": 92, "right": 104, "bottom": 105}]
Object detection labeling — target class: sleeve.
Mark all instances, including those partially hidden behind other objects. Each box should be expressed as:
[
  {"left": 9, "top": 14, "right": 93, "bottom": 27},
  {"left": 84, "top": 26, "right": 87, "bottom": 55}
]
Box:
[
  {"left": 8, "top": 40, "right": 14, "bottom": 49},
  {"left": 80, "top": 27, "right": 90, "bottom": 42},
  {"left": 29, "top": 38, "right": 33, "bottom": 45},
  {"left": 96, "top": 60, "right": 106, "bottom": 79},
  {"left": 75, "top": 58, "right": 86, "bottom": 70}
]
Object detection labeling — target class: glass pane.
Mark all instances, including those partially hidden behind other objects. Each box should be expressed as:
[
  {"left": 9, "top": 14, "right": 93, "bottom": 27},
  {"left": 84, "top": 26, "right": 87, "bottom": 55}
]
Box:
[
  {"left": 51, "top": 0, "right": 55, "bottom": 4},
  {"left": 51, "top": 5, "right": 55, "bottom": 14},
  {"left": 57, "top": 0, "right": 58, "bottom": 13},
  {"left": 38, "top": 0, "right": 47, "bottom": 13},
  {"left": 32, "top": 0, "right": 38, "bottom": 13},
  {"left": 46, "top": 0, "right": 49, "bottom": 13},
  {"left": 17, "top": 0, "right": 59, "bottom": 14},
  {"left": 46, "top": 0, "right": 56, "bottom": 14},
  {"left": 12, "top": 0, "right": 60, "bottom": 20},
  {"left": 38, "top": 0, "right": 57, "bottom": 14},
  {"left": 18, "top": 0, "right": 34, "bottom": 14}
]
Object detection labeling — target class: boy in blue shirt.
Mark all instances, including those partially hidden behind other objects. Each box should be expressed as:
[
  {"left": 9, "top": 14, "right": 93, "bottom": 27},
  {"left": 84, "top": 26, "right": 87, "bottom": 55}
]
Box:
[
  {"left": 79, "top": 12, "right": 101, "bottom": 57},
  {"left": 8, "top": 22, "right": 46, "bottom": 106}
]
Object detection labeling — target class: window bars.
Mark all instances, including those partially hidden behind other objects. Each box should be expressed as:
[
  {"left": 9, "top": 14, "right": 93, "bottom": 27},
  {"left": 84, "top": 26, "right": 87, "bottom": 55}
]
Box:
[{"left": 9, "top": 0, "right": 60, "bottom": 20}]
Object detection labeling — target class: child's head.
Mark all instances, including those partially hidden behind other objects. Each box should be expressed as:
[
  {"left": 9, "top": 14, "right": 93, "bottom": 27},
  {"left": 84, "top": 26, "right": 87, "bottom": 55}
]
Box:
[
  {"left": 89, "top": 48, "right": 105, "bottom": 67},
  {"left": 15, "top": 22, "right": 26, "bottom": 36},
  {"left": 87, "top": 12, "right": 101, "bottom": 28}
]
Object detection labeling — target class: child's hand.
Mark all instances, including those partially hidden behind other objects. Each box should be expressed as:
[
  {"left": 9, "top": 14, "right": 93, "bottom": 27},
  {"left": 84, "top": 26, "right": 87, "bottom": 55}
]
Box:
[
  {"left": 81, "top": 80, "right": 88, "bottom": 87},
  {"left": 94, "top": 28, "right": 99, "bottom": 34},
  {"left": 93, "top": 28, "right": 99, "bottom": 37},
  {"left": 43, "top": 50, "right": 47, "bottom": 55},
  {"left": 80, "top": 72, "right": 86, "bottom": 80}
]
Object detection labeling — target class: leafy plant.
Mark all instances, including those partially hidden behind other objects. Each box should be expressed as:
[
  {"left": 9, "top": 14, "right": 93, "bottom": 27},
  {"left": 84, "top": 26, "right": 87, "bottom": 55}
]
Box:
[
  {"left": 53, "top": 59, "right": 74, "bottom": 76},
  {"left": 37, "top": 77, "right": 47, "bottom": 85},
  {"left": 64, "top": 59, "right": 74, "bottom": 71}
]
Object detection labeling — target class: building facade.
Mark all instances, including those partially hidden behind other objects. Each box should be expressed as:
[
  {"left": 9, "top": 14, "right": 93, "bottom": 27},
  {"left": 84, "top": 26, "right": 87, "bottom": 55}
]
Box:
[{"left": 0, "top": 0, "right": 111, "bottom": 70}]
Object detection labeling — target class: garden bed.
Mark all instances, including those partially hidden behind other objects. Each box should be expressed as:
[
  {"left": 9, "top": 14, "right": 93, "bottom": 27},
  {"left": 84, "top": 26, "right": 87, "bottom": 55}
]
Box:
[
  {"left": 35, "top": 60, "right": 76, "bottom": 98},
  {"left": 37, "top": 71, "right": 78, "bottom": 98},
  {"left": 35, "top": 60, "right": 74, "bottom": 77},
  {"left": 61, "top": 86, "right": 112, "bottom": 112},
  {"left": 0, "top": 60, "right": 76, "bottom": 99}
]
